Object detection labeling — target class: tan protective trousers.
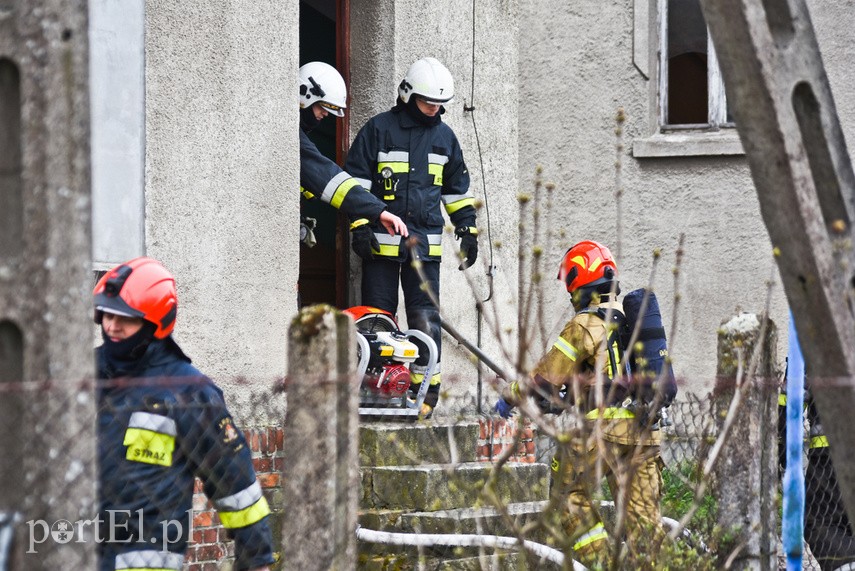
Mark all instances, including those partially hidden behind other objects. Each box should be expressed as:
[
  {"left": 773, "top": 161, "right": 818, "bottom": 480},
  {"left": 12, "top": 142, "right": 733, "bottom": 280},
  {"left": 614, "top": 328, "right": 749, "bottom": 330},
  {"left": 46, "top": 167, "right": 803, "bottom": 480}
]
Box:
[{"left": 552, "top": 431, "right": 666, "bottom": 570}]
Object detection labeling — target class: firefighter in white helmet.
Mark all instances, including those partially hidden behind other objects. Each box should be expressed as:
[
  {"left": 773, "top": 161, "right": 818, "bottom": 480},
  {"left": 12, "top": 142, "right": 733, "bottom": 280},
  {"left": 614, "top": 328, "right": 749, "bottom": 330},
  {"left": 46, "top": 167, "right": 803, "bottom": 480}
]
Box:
[
  {"left": 298, "top": 61, "right": 407, "bottom": 252},
  {"left": 345, "top": 57, "right": 478, "bottom": 418}
]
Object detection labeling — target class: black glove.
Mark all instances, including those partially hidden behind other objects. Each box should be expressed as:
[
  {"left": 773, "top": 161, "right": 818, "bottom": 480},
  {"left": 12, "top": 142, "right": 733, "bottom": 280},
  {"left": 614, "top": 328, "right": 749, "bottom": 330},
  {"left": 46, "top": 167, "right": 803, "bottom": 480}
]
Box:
[
  {"left": 351, "top": 224, "right": 379, "bottom": 260},
  {"left": 455, "top": 226, "right": 478, "bottom": 270}
]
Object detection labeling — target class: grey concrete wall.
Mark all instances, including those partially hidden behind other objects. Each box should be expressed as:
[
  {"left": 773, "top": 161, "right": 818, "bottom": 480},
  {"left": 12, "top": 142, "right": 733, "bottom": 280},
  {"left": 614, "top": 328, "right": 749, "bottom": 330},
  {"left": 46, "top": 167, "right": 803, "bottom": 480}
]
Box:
[
  {"left": 350, "top": 0, "right": 522, "bottom": 417},
  {"left": 518, "top": 0, "right": 854, "bottom": 395},
  {"left": 145, "top": 2, "right": 299, "bottom": 396}
]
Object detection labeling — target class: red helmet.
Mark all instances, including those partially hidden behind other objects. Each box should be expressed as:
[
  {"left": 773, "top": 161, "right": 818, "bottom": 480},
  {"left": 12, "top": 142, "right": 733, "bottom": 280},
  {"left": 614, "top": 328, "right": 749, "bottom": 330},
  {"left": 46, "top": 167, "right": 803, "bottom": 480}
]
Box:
[
  {"left": 557, "top": 240, "right": 618, "bottom": 294},
  {"left": 93, "top": 257, "right": 178, "bottom": 339}
]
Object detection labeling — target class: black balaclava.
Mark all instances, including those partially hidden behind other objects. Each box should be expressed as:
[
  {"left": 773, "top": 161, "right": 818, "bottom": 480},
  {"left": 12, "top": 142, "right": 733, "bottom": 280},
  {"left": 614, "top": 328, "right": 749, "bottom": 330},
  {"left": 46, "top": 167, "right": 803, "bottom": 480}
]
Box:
[
  {"left": 300, "top": 106, "right": 322, "bottom": 133},
  {"left": 395, "top": 97, "right": 443, "bottom": 127},
  {"left": 100, "top": 320, "right": 157, "bottom": 376}
]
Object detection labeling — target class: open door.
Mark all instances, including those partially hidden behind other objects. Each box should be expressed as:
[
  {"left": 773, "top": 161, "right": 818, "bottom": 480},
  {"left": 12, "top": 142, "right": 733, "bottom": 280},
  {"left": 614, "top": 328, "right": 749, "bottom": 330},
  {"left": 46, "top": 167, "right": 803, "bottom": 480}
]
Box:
[{"left": 298, "top": 0, "right": 350, "bottom": 308}]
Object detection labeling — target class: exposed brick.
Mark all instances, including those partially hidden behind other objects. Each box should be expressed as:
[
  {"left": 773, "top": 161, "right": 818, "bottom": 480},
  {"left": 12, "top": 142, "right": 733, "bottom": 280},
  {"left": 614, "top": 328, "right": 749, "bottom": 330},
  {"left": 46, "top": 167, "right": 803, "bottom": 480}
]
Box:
[
  {"left": 253, "top": 457, "right": 272, "bottom": 472},
  {"left": 203, "top": 528, "right": 219, "bottom": 543},
  {"left": 191, "top": 529, "right": 204, "bottom": 544},
  {"left": 193, "top": 511, "right": 214, "bottom": 528},
  {"left": 273, "top": 427, "right": 284, "bottom": 451},
  {"left": 193, "top": 478, "right": 204, "bottom": 493},
  {"left": 192, "top": 492, "right": 209, "bottom": 512},
  {"left": 194, "top": 543, "right": 224, "bottom": 562},
  {"left": 257, "top": 472, "right": 280, "bottom": 488}
]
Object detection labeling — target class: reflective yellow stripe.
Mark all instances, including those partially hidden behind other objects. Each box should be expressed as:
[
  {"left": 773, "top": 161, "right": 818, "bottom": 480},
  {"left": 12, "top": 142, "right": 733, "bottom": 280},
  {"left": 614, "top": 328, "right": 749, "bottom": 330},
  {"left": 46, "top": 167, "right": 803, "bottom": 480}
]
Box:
[
  {"left": 585, "top": 407, "right": 636, "bottom": 420},
  {"left": 444, "top": 197, "right": 475, "bottom": 214},
  {"left": 553, "top": 337, "right": 578, "bottom": 361},
  {"left": 588, "top": 257, "right": 602, "bottom": 273},
  {"left": 300, "top": 186, "right": 315, "bottom": 199},
  {"left": 380, "top": 346, "right": 394, "bottom": 357},
  {"left": 377, "top": 161, "right": 408, "bottom": 174},
  {"left": 350, "top": 218, "right": 369, "bottom": 230},
  {"left": 218, "top": 496, "right": 271, "bottom": 529},
  {"left": 429, "top": 372, "right": 441, "bottom": 386},
  {"left": 778, "top": 393, "right": 787, "bottom": 406},
  {"left": 428, "top": 163, "right": 444, "bottom": 185},
  {"left": 429, "top": 244, "right": 442, "bottom": 257},
  {"left": 377, "top": 244, "right": 399, "bottom": 257},
  {"left": 123, "top": 428, "right": 175, "bottom": 467},
  {"left": 330, "top": 177, "right": 359, "bottom": 209},
  {"left": 573, "top": 523, "right": 608, "bottom": 550},
  {"left": 810, "top": 435, "right": 829, "bottom": 449}
]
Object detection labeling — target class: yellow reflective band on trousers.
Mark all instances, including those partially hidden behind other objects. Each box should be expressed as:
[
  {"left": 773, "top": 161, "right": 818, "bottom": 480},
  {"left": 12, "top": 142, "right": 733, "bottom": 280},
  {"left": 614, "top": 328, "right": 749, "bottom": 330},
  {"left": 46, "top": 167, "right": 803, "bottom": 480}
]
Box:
[
  {"left": 123, "top": 428, "right": 175, "bottom": 467},
  {"left": 810, "top": 435, "right": 829, "bottom": 449},
  {"left": 585, "top": 407, "right": 636, "bottom": 420},
  {"left": 778, "top": 393, "right": 787, "bottom": 406},
  {"left": 218, "top": 496, "right": 271, "bottom": 529},
  {"left": 410, "top": 371, "right": 442, "bottom": 386},
  {"left": 573, "top": 523, "right": 608, "bottom": 550},
  {"left": 374, "top": 233, "right": 402, "bottom": 257},
  {"left": 553, "top": 336, "right": 578, "bottom": 362},
  {"left": 300, "top": 186, "right": 315, "bottom": 199}
]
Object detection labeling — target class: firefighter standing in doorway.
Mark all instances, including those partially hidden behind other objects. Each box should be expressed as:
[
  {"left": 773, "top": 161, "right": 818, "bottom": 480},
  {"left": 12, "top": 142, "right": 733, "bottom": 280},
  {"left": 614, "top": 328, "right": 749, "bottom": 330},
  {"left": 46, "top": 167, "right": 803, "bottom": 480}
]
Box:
[
  {"left": 94, "top": 257, "right": 274, "bottom": 571},
  {"left": 298, "top": 61, "right": 408, "bottom": 250},
  {"left": 494, "top": 241, "right": 668, "bottom": 569},
  {"left": 344, "top": 57, "right": 478, "bottom": 418}
]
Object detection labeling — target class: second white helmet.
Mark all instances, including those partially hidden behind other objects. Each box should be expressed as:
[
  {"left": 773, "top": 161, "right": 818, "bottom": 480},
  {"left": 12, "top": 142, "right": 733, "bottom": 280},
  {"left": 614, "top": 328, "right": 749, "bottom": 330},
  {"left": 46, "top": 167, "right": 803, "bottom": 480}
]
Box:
[
  {"left": 299, "top": 61, "right": 347, "bottom": 117},
  {"left": 398, "top": 57, "right": 454, "bottom": 105}
]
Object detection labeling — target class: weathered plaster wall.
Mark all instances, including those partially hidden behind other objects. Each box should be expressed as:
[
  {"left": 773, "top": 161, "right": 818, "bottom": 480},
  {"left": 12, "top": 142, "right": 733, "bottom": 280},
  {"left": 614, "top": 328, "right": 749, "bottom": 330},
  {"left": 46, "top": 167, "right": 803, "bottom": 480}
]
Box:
[
  {"left": 350, "top": 0, "right": 521, "bottom": 416},
  {"left": 145, "top": 2, "right": 298, "bottom": 395},
  {"left": 519, "top": 0, "right": 854, "bottom": 395}
]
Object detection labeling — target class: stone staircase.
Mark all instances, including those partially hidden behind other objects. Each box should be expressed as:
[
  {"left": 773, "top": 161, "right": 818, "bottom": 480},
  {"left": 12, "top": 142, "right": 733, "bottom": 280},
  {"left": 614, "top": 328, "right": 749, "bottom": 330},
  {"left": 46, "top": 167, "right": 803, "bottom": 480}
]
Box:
[{"left": 357, "top": 421, "right": 558, "bottom": 570}]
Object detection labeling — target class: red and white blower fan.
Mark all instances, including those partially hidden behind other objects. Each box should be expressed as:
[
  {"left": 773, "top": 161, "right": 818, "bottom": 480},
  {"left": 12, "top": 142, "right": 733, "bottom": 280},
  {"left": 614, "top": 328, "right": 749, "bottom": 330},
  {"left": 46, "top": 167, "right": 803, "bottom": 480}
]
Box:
[{"left": 343, "top": 306, "right": 437, "bottom": 419}]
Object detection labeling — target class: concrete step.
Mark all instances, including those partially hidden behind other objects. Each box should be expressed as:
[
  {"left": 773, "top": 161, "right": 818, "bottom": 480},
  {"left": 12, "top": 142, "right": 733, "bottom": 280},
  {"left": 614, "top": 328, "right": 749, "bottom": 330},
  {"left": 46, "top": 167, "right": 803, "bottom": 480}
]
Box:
[
  {"left": 359, "top": 500, "right": 549, "bottom": 535},
  {"left": 360, "top": 422, "right": 479, "bottom": 467},
  {"left": 362, "top": 461, "right": 549, "bottom": 512}
]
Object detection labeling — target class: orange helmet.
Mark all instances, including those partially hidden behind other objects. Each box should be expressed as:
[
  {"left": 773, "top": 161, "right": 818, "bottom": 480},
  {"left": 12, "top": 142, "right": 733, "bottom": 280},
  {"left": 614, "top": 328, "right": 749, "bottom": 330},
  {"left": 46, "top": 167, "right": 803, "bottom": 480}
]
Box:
[
  {"left": 557, "top": 240, "right": 618, "bottom": 294},
  {"left": 93, "top": 257, "right": 178, "bottom": 339}
]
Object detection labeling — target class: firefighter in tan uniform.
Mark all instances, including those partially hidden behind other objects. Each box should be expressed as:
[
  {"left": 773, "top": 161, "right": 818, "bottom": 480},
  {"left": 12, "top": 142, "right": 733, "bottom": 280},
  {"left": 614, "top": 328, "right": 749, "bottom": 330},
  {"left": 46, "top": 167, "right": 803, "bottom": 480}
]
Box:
[{"left": 494, "top": 240, "right": 666, "bottom": 569}]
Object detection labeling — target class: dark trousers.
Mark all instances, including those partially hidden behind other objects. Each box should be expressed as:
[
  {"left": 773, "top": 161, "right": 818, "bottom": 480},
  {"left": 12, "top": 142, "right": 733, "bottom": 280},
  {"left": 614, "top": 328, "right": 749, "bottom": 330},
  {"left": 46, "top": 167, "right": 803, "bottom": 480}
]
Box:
[{"left": 361, "top": 258, "right": 441, "bottom": 407}]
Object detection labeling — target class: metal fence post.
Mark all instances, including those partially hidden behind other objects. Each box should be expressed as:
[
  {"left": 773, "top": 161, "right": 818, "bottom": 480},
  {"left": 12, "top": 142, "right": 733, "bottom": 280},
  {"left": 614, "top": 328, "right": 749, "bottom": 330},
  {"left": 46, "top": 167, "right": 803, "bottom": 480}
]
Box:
[
  {"left": 713, "top": 313, "right": 778, "bottom": 571},
  {"left": 282, "top": 305, "right": 359, "bottom": 570}
]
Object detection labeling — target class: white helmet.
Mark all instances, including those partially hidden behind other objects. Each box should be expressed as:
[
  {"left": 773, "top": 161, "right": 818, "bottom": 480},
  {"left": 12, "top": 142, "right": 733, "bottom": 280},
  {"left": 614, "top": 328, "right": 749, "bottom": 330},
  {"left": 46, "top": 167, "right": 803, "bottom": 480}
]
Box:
[
  {"left": 398, "top": 57, "right": 454, "bottom": 105},
  {"left": 299, "top": 61, "right": 347, "bottom": 117}
]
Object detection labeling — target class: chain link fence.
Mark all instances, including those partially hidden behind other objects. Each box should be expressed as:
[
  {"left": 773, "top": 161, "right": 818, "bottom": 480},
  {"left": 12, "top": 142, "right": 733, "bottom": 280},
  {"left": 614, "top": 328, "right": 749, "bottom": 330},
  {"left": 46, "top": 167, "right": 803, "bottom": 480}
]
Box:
[{"left": 1, "top": 371, "right": 852, "bottom": 569}]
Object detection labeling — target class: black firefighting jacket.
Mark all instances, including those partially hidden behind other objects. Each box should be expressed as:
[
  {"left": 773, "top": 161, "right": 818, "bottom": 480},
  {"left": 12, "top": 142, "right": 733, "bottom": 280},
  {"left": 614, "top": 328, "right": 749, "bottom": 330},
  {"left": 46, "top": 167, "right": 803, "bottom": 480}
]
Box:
[
  {"left": 300, "top": 129, "right": 386, "bottom": 223},
  {"left": 344, "top": 105, "right": 476, "bottom": 262},
  {"left": 96, "top": 338, "right": 274, "bottom": 571}
]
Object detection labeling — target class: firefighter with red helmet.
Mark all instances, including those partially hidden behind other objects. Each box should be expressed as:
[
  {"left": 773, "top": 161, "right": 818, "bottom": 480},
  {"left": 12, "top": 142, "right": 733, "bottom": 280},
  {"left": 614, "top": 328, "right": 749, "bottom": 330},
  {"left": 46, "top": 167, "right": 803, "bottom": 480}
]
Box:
[
  {"left": 344, "top": 57, "right": 478, "bottom": 418},
  {"left": 298, "top": 61, "right": 408, "bottom": 251},
  {"left": 94, "top": 257, "right": 274, "bottom": 571},
  {"left": 494, "top": 241, "right": 667, "bottom": 568}
]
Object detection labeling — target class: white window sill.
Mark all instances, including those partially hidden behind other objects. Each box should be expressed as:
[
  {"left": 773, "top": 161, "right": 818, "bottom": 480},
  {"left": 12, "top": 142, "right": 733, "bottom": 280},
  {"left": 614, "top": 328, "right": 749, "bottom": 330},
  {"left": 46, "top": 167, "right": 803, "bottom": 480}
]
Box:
[{"left": 632, "top": 131, "right": 745, "bottom": 158}]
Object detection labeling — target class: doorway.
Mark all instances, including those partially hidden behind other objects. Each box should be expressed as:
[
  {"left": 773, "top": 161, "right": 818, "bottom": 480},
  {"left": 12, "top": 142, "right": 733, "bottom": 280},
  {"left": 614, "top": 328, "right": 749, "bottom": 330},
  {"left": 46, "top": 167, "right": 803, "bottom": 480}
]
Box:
[{"left": 298, "top": 0, "right": 350, "bottom": 308}]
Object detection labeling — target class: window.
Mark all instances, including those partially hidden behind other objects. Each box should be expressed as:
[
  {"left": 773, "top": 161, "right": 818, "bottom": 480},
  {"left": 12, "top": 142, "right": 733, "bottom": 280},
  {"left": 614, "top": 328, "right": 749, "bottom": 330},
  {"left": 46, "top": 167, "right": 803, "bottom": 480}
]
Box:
[{"left": 659, "top": 0, "right": 733, "bottom": 129}]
